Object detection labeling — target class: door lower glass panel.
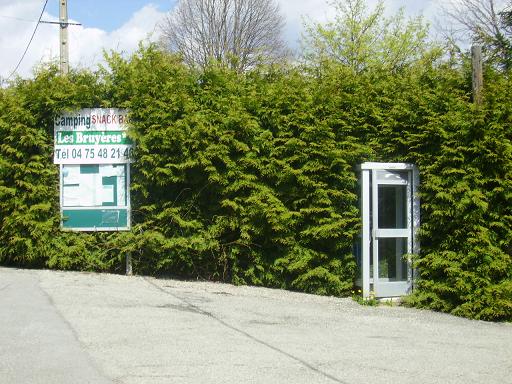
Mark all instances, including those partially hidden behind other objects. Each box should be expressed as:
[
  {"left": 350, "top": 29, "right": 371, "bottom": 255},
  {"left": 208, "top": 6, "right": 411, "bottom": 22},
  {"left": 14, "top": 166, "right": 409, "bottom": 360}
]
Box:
[{"left": 377, "top": 237, "right": 407, "bottom": 281}]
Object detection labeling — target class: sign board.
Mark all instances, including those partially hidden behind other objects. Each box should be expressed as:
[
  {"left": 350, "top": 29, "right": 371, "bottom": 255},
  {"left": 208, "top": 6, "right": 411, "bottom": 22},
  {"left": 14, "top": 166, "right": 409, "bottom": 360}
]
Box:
[
  {"left": 54, "top": 108, "right": 133, "bottom": 164},
  {"left": 54, "top": 108, "right": 132, "bottom": 231}
]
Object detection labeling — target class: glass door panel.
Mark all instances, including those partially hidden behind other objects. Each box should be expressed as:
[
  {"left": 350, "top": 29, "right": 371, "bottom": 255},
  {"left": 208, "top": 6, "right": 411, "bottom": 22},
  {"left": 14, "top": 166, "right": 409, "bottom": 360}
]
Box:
[
  {"left": 377, "top": 237, "right": 408, "bottom": 281},
  {"left": 378, "top": 184, "right": 407, "bottom": 229},
  {"left": 376, "top": 170, "right": 408, "bottom": 183}
]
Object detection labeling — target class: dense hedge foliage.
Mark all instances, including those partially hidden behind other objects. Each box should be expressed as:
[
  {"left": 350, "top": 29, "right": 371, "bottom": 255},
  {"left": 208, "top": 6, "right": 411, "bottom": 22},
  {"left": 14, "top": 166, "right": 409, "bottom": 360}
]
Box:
[
  {"left": 0, "top": 46, "right": 511, "bottom": 321},
  {"left": 104, "top": 51, "right": 363, "bottom": 295}
]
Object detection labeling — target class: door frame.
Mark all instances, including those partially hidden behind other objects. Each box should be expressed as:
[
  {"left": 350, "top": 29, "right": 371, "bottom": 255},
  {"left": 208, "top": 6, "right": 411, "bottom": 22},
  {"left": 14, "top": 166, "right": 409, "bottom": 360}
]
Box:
[{"left": 358, "top": 162, "right": 420, "bottom": 299}]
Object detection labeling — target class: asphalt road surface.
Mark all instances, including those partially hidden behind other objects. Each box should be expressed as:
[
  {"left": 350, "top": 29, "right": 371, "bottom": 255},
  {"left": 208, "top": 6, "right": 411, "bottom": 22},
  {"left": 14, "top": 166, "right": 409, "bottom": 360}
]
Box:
[{"left": 0, "top": 267, "right": 510, "bottom": 384}]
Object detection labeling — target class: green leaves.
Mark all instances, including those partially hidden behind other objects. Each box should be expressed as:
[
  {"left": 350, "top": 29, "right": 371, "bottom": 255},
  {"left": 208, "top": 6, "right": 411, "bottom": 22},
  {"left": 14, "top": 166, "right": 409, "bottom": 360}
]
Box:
[
  {"left": 302, "top": 0, "right": 438, "bottom": 73},
  {"left": 377, "top": 67, "right": 512, "bottom": 321},
  {"left": 111, "top": 56, "right": 360, "bottom": 293}
]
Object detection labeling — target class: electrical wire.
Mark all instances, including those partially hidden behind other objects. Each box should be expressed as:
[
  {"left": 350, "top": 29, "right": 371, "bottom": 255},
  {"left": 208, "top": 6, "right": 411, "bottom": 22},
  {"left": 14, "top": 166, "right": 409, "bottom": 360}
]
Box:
[
  {"left": 0, "top": 15, "right": 38, "bottom": 23},
  {"left": 4, "top": 0, "right": 49, "bottom": 81}
]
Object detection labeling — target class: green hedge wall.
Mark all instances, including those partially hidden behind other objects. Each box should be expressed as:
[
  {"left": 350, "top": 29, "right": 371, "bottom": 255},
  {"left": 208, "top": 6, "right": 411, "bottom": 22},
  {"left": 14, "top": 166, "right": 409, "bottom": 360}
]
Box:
[
  {"left": 0, "top": 47, "right": 510, "bottom": 321},
  {"left": 105, "top": 50, "right": 363, "bottom": 294}
]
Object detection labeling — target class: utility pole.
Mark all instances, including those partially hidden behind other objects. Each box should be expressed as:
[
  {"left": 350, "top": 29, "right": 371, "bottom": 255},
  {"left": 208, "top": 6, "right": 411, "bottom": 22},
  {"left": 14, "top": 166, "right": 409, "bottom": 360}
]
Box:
[
  {"left": 40, "top": 1, "right": 80, "bottom": 75},
  {"left": 59, "top": 0, "right": 69, "bottom": 75},
  {"left": 472, "top": 45, "right": 483, "bottom": 106}
]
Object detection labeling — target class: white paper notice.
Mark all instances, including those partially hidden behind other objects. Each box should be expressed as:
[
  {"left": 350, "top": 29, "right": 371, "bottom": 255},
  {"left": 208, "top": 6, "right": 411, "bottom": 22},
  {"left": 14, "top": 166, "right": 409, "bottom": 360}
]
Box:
[
  {"left": 101, "top": 185, "right": 115, "bottom": 205},
  {"left": 100, "top": 165, "right": 125, "bottom": 177},
  {"left": 63, "top": 165, "right": 81, "bottom": 185},
  {"left": 63, "top": 185, "right": 81, "bottom": 206}
]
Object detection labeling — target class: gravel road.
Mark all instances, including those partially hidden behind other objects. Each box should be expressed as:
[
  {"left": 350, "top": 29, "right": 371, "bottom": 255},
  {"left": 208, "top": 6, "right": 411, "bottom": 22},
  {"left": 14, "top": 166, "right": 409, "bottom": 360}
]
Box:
[{"left": 0, "top": 267, "right": 510, "bottom": 384}]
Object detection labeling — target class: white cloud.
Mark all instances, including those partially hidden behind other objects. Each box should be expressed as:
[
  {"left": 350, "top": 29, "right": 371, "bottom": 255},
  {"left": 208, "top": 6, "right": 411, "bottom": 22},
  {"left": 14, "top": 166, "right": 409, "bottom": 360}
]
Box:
[
  {"left": 277, "top": 0, "right": 442, "bottom": 50},
  {"left": 277, "top": 0, "right": 330, "bottom": 48},
  {"left": 70, "top": 4, "right": 165, "bottom": 68},
  {"left": 0, "top": 2, "right": 167, "bottom": 80},
  {"left": 0, "top": 0, "right": 53, "bottom": 79}
]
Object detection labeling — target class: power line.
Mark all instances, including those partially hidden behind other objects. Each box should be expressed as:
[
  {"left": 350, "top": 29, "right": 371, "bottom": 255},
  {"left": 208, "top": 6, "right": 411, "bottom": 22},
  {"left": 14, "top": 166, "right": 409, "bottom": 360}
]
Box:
[
  {"left": 4, "top": 0, "right": 49, "bottom": 81},
  {"left": 0, "top": 15, "right": 81, "bottom": 26},
  {"left": 0, "top": 15, "right": 38, "bottom": 23}
]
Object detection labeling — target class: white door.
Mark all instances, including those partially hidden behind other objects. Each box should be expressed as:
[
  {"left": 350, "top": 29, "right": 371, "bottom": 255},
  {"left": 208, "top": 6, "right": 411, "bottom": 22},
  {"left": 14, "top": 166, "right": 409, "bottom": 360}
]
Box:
[{"left": 371, "top": 169, "right": 412, "bottom": 297}]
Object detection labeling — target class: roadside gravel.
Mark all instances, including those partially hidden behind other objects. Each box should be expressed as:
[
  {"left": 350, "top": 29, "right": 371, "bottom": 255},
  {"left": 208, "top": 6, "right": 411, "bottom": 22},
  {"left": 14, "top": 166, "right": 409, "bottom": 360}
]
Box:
[{"left": 1, "top": 267, "right": 510, "bottom": 384}]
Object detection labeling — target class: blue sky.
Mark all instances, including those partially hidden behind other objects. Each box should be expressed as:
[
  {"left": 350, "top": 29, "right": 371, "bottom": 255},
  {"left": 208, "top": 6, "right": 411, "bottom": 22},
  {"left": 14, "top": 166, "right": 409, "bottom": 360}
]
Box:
[
  {"left": 45, "top": 0, "right": 175, "bottom": 32},
  {"left": 42, "top": 0, "right": 435, "bottom": 31},
  {"left": 0, "top": 0, "right": 452, "bottom": 80}
]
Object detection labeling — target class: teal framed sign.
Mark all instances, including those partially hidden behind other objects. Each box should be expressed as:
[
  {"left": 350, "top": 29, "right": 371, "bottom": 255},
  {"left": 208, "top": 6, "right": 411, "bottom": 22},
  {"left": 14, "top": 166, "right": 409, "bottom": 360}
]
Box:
[{"left": 54, "top": 109, "right": 132, "bottom": 231}]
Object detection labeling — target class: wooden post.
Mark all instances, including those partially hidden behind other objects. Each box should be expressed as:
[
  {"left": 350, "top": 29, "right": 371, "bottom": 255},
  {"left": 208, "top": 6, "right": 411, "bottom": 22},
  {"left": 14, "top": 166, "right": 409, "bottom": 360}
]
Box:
[
  {"left": 472, "top": 45, "right": 483, "bottom": 106},
  {"left": 126, "top": 252, "right": 133, "bottom": 276}
]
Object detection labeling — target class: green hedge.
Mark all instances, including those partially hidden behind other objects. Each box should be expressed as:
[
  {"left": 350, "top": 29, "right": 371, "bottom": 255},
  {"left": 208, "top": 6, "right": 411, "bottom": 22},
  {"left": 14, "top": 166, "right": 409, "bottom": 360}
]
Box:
[
  {"left": 0, "top": 47, "right": 510, "bottom": 321},
  {"left": 105, "top": 50, "right": 362, "bottom": 294}
]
